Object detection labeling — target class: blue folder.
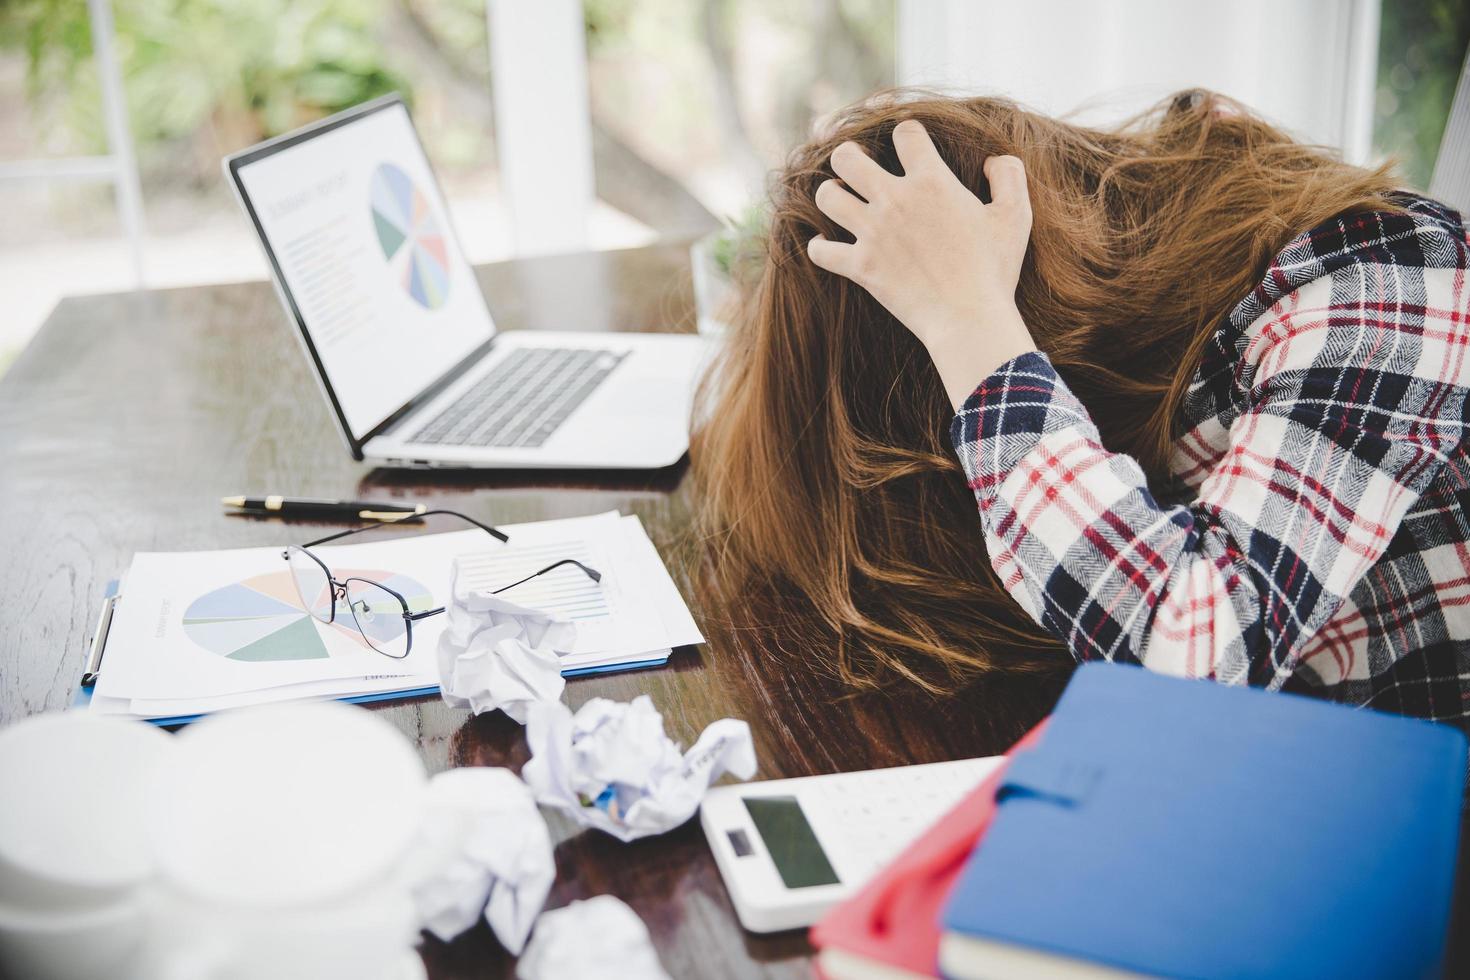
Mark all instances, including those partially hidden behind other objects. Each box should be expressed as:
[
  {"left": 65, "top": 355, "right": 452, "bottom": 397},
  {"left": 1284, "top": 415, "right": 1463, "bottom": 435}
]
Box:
[{"left": 940, "top": 662, "right": 1467, "bottom": 979}]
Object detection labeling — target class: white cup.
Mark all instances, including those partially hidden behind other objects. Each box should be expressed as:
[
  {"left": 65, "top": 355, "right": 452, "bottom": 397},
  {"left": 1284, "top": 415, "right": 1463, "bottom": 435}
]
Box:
[
  {"left": 0, "top": 711, "right": 176, "bottom": 979},
  {"left": 141, "top": 701, "right": 430, "bottom": 980}
]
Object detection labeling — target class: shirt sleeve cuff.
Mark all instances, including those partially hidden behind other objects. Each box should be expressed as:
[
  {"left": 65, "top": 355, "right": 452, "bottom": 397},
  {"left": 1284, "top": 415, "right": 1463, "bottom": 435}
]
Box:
[{"left": 948, "top": 350, "right": 1085, "bottom": 492}]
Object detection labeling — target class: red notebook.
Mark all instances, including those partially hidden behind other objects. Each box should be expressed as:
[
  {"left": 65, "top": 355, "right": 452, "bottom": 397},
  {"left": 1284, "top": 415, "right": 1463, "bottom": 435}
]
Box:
[{"left": 809, "top": 721, "right": 1050, "bottom": 980}]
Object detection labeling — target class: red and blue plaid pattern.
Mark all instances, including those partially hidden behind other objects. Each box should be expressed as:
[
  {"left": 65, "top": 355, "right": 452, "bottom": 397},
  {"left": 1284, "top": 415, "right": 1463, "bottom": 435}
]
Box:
[{"left": 951, "top": 194, "right": 1470, "bottom": 727}]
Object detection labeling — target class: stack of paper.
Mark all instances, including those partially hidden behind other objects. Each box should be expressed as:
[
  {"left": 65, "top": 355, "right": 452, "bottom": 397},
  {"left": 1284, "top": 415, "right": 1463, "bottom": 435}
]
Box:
[
  {"left": 81, "top": 511, "right": 702, "bottom": 723},
  {"left": 452, "top": 513, "right": 700, "bottom": 674}
]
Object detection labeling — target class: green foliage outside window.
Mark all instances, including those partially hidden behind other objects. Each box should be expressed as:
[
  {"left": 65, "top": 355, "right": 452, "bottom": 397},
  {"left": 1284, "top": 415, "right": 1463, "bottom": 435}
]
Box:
[
  {"left": 0, "top": 0, "right": 411, "bottom": 175},
  {"left": 2, "top": 0, "right": 1467, "bottom": 198},
  {"left": 1374, "top": 0, "right": 1470, "bottom": 190}
]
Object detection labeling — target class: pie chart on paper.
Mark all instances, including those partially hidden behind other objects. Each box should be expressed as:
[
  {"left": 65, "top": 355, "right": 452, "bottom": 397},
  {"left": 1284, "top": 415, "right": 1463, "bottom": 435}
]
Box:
[
  {"left": 370, "top": 161, "right": 452, "bottom": 310},
  {"left": 181, "top": 569, "right": 434, "bottom": 662}
]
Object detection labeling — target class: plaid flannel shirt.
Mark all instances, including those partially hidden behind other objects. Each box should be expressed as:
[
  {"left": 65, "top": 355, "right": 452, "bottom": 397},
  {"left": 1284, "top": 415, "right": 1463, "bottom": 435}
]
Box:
[{"left": 950, "top": 194, "right": 1470, "bottom": 728}]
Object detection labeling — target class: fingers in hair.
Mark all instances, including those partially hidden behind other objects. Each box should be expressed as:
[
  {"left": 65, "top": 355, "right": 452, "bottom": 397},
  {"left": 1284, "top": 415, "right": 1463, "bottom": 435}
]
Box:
[
  {"left": 807, "top": 235, "right": 858, "bottom": 279},
  {"left": 983, "top": 155, "right": 1029, "bottom": 211},
  {"left": 814, "top": 179, "right": 866, "bottom": 234},
  {"left": 891, "top": 119, "right": 941, "bottom": 176},
  {"left": 830, "top": 141, "right": 890, "bottom": 200}
]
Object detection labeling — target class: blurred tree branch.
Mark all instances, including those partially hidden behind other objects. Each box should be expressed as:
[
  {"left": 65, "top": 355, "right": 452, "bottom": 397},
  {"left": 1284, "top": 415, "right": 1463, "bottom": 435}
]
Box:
[
  {"left": 778, "top": 0, "right": 890, "bottom": 144},
  {"left": 699, "top": 0, "right": 766, "bottom": 191}
]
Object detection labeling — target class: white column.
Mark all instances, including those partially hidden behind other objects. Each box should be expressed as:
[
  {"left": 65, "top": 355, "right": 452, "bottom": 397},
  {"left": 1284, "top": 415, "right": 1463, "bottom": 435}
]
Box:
[
  {"left": 486, "top": 0, "right": 595, "bottom": 256},
  {"left": 1339, "top": 0, "right": 1383, "bottom": 165},
  {"left": 88, "top": 0, "right": 146, "bottom": 286}
]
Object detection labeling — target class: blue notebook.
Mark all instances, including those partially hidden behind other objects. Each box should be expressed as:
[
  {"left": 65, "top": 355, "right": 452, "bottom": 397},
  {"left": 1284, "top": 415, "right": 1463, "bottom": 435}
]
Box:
[{"left": 939, "top": 663, "right": 1467, "bottom": 979}]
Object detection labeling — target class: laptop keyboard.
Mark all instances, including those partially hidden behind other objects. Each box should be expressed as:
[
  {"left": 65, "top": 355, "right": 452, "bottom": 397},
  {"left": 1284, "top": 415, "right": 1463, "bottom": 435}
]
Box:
[{"left": 410, "top": 346, "right": 627, "bottom": 449}]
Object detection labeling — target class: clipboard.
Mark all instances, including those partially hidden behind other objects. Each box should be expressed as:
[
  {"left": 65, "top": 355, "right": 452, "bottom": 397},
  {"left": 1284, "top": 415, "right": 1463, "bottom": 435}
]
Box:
[
  {"left": 72, "top": 580, "right": 440, "bottom": 727},
  {"left": 72, "top": 582, "right": 670, "bottom": 727}
]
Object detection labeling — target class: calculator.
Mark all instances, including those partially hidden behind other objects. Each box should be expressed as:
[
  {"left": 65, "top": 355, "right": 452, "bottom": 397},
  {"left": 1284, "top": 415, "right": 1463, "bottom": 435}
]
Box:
[{"left": 700, "top": 756, "right": 1003, "bottom": 933}]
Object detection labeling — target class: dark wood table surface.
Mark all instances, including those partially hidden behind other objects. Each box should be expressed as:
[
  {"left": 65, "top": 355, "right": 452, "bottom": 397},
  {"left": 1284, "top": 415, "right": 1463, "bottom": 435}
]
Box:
[{"left": 0, "top": 242, "right": 1462, "bottom": 977}]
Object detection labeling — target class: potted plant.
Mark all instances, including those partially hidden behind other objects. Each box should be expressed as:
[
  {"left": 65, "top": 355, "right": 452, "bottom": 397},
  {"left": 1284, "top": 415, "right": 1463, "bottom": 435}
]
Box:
[{"left": 690, "top": 205, "right": 767, "bottom": 337}]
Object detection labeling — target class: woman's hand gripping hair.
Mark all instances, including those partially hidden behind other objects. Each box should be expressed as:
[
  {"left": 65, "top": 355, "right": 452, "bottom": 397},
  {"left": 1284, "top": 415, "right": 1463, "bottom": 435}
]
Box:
[{"left": 807, "top": 119, "right": 1038, "bottom": 409}]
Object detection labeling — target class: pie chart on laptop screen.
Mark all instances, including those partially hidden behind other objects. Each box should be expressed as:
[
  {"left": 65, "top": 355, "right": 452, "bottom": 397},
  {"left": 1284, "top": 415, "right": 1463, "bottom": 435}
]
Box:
[{"left": 370, "top": 161, "right": 451, "bottom": 310}]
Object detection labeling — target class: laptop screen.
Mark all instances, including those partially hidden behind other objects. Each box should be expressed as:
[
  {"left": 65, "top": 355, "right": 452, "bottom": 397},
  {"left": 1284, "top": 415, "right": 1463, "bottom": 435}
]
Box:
[{"left": 232, "top": 100, "right": 495, "bottom": 442}]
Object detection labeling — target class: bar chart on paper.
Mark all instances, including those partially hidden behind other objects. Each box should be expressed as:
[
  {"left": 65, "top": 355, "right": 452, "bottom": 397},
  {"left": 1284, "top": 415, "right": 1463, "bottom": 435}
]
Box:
[
  {"left": 455, "top": 541, "right": 610, "bottom": 623},
  {"left": 450, "top": 512, "right": 705, "bottom": 674}
]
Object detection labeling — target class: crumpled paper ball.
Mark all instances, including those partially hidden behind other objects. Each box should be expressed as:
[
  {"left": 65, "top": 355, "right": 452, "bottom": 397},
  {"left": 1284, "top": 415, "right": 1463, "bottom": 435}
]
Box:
[
  {"left": 437, "top": 558, "right": 574, "bottom": 723},
  {"left": 522, "top": 695, "right": 756, "bottom": 842},
  {"left": 516, "top": 896, "right": 670, "bottom": 980},
  {"left": 407, "top": 767, "right": 554, "bottom": 954}
]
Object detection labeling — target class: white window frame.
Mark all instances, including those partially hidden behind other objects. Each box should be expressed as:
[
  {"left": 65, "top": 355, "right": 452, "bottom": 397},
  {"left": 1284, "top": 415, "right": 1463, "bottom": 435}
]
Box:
[
  {"left": 896, "top": 0, "right": 1382, "bottom": 165},
  {"left": 0, "top": 0, "right": 145, "bottom": 284}
]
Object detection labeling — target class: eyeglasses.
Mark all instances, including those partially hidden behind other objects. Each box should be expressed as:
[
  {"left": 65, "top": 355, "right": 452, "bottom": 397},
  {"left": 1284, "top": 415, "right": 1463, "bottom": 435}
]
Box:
[{"left": 282, "top": 509, "right": 601, "bottom": 659}]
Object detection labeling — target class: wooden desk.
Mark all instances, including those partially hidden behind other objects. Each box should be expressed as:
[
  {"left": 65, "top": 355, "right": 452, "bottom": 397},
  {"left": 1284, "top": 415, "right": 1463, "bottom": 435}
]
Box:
[{"left": 0, "top": 243, "right": 1458, "bottom": 977}]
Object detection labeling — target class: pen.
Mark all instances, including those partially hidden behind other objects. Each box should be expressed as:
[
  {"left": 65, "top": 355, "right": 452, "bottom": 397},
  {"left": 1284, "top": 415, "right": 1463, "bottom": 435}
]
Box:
[{"left": 221, "top": 495, "right": 428, "bottom": 523}]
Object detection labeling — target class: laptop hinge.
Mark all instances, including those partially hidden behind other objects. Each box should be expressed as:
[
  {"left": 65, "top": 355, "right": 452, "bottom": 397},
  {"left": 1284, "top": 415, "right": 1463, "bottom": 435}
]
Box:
[{"left": 361, "top": 335, "right": 498, "bottom": 443}]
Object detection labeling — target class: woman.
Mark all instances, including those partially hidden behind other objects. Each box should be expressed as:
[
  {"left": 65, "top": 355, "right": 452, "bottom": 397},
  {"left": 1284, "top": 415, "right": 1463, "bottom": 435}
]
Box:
[{"left": 692, "top": 90, "right": 1470, "bottom": 729}]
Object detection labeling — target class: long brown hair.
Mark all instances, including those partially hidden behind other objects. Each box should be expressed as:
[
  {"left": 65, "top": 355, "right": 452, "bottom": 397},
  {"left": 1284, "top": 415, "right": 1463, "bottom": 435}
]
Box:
[{"left": 691, "top": 89, "right": 1402, "bottom": 696}]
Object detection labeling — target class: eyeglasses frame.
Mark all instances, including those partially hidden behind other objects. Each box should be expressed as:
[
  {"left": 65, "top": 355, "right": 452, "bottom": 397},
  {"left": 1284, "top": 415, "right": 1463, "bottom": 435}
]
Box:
[
  {"left": 282, "top": 508, "right": 602, "bottom": 660},
  {"left": 282, "top": 544, "right": 442, "bottom": 660}
]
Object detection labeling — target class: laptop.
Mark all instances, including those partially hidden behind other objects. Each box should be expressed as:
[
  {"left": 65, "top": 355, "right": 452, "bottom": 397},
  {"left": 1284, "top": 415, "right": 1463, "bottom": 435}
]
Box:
[{"left": 224, "top": 94, "right": 710, "bottom": 470}]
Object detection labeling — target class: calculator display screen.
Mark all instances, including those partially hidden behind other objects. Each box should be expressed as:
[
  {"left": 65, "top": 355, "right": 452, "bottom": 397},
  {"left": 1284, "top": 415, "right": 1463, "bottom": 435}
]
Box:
[{"left": 742, "top": 796, "right": 841, "bottom": 889}]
